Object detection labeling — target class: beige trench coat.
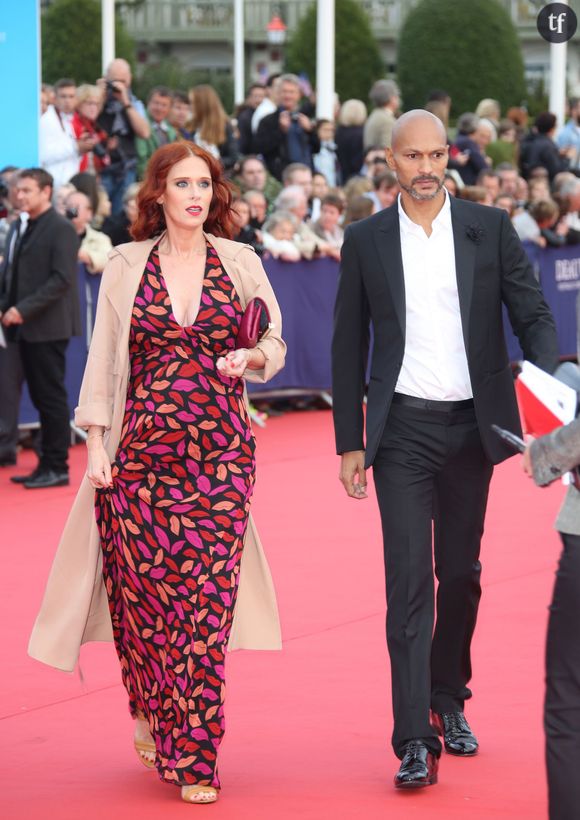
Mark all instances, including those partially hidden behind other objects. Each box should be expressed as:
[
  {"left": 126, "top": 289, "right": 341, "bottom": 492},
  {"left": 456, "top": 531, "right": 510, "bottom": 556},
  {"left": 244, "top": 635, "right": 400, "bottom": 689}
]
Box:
[{"left": 28, "top": 233, "right": 286, "bottom": 672}]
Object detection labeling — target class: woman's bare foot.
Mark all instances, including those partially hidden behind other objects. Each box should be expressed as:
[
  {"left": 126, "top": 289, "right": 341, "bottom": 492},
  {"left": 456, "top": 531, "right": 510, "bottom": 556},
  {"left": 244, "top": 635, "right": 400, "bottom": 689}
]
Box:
[
  {"left": 181, "top": 785, "right": 219, "bottom": 803},
  {"left": 134, "top": 717, "right": 156, "bottom": 768}
]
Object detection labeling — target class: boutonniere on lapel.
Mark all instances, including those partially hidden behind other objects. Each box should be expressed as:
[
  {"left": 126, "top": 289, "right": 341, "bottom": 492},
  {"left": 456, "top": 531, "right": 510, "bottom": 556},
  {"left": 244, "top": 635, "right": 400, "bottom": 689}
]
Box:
[{"left": 465, "top": 223, "right": 485, "bottom": 245}]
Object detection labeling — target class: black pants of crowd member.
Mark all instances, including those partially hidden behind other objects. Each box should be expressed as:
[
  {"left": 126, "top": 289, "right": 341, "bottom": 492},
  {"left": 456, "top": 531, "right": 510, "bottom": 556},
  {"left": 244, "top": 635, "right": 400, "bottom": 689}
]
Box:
[
  {"left": 372, "top": 395, "right": 494, "bottom": 758},
  {"left": 19, "top": 339, "right": 70, "bottom": 474},
  {"left": 546, "top": 532, "right": 580, "bottom": 820},
  {"left": 0, "top": 341, "right": 23, "bottom": 459}
]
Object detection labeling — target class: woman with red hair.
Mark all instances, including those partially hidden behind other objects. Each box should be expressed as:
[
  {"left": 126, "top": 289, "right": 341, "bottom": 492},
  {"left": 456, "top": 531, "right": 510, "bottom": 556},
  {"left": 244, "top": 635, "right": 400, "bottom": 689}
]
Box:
[{"left": 28, "top": 142, "right": 286, "bottom": 804}]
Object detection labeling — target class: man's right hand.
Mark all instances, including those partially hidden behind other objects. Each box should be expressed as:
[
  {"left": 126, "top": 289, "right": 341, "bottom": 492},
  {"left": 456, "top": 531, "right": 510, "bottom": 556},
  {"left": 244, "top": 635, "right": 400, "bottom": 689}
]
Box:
[
  {"left": 339, "top": 450, "right": 368, "bottom": 499},
  {"left": 279, "top": 110, "right": 291, "bottom": 133}
]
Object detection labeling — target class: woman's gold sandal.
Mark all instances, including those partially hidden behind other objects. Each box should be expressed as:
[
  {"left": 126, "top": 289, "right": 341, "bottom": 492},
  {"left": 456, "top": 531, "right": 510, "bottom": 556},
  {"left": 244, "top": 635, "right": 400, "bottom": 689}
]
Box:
[
  {"left": 134, "top": 738, "right": 156, "bottom": 769},
  {"left": 181, "top": 785, "right": 219, "bottom": 804}
]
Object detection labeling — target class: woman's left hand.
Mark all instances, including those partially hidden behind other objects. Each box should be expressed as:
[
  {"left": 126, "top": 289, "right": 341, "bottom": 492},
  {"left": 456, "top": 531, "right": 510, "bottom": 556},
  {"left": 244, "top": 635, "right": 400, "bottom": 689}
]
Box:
[{"left": 217, "top": 348, "right": 250, "bottom": 378}]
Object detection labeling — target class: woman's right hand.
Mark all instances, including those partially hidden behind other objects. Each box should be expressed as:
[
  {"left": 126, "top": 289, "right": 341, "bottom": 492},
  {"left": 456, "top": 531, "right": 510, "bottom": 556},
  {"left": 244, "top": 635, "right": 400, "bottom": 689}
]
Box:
[{"left": 87, "top": 437, "right": 113, "bottom": 489}]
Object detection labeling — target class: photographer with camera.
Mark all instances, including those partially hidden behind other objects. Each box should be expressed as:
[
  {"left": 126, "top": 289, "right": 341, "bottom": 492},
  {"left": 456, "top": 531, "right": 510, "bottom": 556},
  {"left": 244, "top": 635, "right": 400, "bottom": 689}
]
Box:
[
  {"left": 96, "top": 59, "right": 150, "bottom": 217},
  {"left": 254, "top": 74, "right": 320, "bottom": 182},
  {"left": 71, "top": 85, "right": 111, "bottom": 176},
  {"left": 64, "top": 191, "right": 112, "bottom": 275}
]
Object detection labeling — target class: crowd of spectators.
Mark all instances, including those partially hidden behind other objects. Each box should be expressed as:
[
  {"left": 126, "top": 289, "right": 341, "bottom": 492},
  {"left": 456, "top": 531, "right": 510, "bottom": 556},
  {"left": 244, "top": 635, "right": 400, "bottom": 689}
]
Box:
[
  {"left": 4, "top": 65, "right": 580, "bottom": 271},
  {"left": 4, "top": 62, "right": 580, "bottom": 465}
]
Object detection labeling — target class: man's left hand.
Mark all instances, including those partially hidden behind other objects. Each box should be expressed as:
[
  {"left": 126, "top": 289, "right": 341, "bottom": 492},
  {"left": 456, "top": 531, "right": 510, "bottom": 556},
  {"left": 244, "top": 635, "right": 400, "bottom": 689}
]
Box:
[{"left": 1, "top": 306, "right": 23, "bottom": 326}]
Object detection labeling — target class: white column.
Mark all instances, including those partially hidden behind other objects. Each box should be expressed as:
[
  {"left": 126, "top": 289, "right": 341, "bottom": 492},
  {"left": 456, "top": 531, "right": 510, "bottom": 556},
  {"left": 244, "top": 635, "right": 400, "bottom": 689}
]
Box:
[
  {"left": 316, "top": 0, "right": 335, "bottom": 120},
  {"left": 234, "top": 0, "right": 245, "bottom": 106},
  {"left": 549, "top": 0, "right": 568, "bottom": 127},
  {"left": 102, "top": 0, "right": 115, "bottom": 74}
]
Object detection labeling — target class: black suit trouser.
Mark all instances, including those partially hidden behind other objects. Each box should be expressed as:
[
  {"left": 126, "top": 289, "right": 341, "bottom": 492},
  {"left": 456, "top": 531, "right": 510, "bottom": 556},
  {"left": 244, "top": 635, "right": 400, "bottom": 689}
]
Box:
[
  {"left": 19, "top": 339, "right": 70, "bottom": 473},
  {"left": 546, "top": 532, "right": 580, "bottom": 820},
  {"left": 0, "top": 341, "right": 23, "bottom": 458},
  {"left": 372, "top": 400, "right": 493, "bottom": 758}
]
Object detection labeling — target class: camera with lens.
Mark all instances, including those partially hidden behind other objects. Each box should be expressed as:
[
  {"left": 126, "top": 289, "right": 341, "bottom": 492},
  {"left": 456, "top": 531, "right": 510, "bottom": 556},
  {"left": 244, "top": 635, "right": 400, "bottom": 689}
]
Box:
[
  {"left": 106, "top": 80, "right": 120, "bottom": 95},
  {"left": 290, "top": 112, "right": 301, "bottom": 123},
  {"left": 93, "top": 140, "right": 108, "bottom": 159},
  {"left": 65, "top": 207, "right": 79, "bottom": 221}
]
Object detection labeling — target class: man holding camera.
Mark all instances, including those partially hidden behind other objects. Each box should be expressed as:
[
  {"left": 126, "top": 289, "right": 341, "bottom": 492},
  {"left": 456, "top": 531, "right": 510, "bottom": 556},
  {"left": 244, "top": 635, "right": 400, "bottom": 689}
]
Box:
[
  {"left": 97, "top": 59, "right": 150, "bottom": 216},
  {"left": 254, "top": 73, "right": 320, "bottom": 181}
]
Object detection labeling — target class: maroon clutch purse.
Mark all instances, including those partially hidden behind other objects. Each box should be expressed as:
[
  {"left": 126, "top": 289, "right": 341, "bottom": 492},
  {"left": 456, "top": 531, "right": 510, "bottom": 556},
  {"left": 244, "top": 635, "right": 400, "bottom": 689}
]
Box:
[{"left": 235, "top": 297, "right": 272, "bottom": 349}]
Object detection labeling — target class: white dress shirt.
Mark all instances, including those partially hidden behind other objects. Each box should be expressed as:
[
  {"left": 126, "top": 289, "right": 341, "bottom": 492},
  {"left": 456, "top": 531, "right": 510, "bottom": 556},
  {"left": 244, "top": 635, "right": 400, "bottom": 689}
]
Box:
[
  {"left": 395, "top": 191, "right": 473, "bottom": 400},
  {"left": 39, "top": 106, "right": 80, "bottom": 190}
]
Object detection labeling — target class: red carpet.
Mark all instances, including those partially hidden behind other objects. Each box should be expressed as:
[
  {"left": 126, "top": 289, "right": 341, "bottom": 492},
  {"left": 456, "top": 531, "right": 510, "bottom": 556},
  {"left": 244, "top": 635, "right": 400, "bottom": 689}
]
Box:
[{"left": 0, "top": 409, "right": 563, "bottom": 818}]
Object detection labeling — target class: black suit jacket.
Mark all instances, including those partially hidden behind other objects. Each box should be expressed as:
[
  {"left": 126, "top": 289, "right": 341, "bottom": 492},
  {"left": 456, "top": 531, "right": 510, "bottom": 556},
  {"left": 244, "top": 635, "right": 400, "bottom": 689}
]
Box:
[
  {"left": 331, "top": 197, "right": 559, "bottom": 468},
  {"left": 0, "top": 208, "right": 81, "bottom": 342}
]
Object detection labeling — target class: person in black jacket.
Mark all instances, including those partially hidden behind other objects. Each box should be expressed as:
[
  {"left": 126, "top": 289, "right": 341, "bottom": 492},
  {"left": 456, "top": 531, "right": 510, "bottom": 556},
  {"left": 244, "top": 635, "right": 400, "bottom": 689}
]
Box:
[
  {"left": 0, "top": 168, "right": 80, "bottom": 488},
  {"left": 332, "top": 110, "right": 558, "bottom": 789},
  {"left": 520, "top": 112, "right": 571, "bottom": 182},
  {"left": 254, "top": 74, "right": 320, "bottom": 181},
  {"left": 452, "top": 112, "right": 490, "bottom": 185},
  {"left": 336, "top": 99, "right": 367, "bottom": 182}
]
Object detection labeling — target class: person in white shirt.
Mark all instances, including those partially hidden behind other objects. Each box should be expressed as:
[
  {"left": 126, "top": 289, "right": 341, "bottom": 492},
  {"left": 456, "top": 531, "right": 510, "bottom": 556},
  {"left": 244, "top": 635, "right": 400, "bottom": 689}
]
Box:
[
  {"left": 332, "top": 110, "right": 559, "bottom": 790},
  {"left": 39, "top": 78, "right": 94, "bottom": 190},
  {"left": 251, "top": 74, "right": 282, "bottom": 134}
]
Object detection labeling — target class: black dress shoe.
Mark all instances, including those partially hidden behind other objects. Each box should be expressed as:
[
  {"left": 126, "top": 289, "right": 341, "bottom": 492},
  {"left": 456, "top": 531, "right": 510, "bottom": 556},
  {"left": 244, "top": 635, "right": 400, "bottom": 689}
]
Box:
[
  {"left": 394, "top": 741, "right": 439, "bottom": 788},
  {"left": 10, "top": 467, "right": 42, "bottom": 484},
  {"left": 23, "top": 470, "right": 69, "bottom": 489},
  {"left": 432, "top": 711, "right": 478, "bottom": 756}
]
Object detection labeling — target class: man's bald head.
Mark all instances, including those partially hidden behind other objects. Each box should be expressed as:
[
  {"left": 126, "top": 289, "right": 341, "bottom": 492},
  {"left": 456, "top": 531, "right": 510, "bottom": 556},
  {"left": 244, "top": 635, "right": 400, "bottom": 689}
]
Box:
[
  {"left": 391, "top": 109, "right": 447, "bottom": 152},
  {"left": 106, "top": 58, "right": 132, "bottom": 86},
  {"left": 387, "top": 109, "right": 449, "bottom": 203}
]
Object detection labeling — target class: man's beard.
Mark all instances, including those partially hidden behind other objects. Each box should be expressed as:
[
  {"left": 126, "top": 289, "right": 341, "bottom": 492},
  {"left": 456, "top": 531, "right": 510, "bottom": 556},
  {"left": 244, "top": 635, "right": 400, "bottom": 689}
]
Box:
[{"left": 398, "top": 175, "right": 444, "bottom": 201}]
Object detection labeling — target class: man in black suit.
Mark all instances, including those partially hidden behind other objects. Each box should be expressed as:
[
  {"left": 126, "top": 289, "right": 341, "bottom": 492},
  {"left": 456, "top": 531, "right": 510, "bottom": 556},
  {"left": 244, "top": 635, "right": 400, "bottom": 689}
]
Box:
[
  {"left": 0, "top": 168, "right": 80, "bottom": 488},
  {"left": 332, "top": 110, "right": 559, "bottom": 788}
]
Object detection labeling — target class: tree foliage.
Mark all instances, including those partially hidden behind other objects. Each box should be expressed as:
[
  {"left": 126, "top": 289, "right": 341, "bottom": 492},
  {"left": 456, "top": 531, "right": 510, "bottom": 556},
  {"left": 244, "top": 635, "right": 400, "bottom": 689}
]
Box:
[
  {"left": 285, "top": 0, "right": 384, "bottom": 104},
  {"left": 132, "top": 60, "right": 234, "bottom": 114},
  {"left": 42, "top": 0, "right": 135, "bottom": 84},
  {"left": 397, "top": 0, "right": 526, "bottom": 117}
]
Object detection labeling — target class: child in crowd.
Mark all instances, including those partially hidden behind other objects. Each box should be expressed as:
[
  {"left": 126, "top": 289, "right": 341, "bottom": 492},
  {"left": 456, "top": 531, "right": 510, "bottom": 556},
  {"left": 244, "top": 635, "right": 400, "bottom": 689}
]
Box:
[
  {"left": 261, "top": 212, "right": 301, "bottom": 262},
  {"left": 513, "top": 199, "right": 568, "bottom": 247}
]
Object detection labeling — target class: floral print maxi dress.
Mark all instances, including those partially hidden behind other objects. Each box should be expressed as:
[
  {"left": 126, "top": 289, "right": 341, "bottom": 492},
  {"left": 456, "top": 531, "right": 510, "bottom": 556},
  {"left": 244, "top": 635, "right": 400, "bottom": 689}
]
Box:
[{"left": 95, "top": 242, "right": 256, "bottom": 788}]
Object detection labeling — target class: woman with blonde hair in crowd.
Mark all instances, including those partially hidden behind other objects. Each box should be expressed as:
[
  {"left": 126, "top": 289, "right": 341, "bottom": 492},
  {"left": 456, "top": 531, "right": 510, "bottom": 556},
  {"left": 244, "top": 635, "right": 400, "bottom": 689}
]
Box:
[
  {"left": 475, "top": 98, "right": 501, "bottom": 141},
  {"left": 336, "top": 99, "right": 368, "bottom": 182},
  {"left": 28, "top": 141, "right": 286, "bottom": 805},
  {"left": 72, "top": 85, "right": 110, "bottom": 175},
  {"left": 343, "top": 194, "right": 373, "bottom": 227},
  {"left": 189, "top": 84, "right": 239, "bottom": 171}
]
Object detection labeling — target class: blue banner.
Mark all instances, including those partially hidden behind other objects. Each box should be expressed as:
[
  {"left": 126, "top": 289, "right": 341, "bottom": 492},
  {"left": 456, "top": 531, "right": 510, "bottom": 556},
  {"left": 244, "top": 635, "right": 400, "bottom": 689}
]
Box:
[
  {"left": 0, "top": 2, "right": 40, "bottom": 167},
  {"left": 505, "top": 242, "right": 580, "bottom": 362}
]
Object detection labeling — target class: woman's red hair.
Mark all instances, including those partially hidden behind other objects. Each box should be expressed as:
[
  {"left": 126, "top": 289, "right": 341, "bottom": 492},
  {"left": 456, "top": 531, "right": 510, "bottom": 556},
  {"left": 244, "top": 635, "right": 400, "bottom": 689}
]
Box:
[{"left": 131, "top": 141, "right": 236, "bottom": 240}]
